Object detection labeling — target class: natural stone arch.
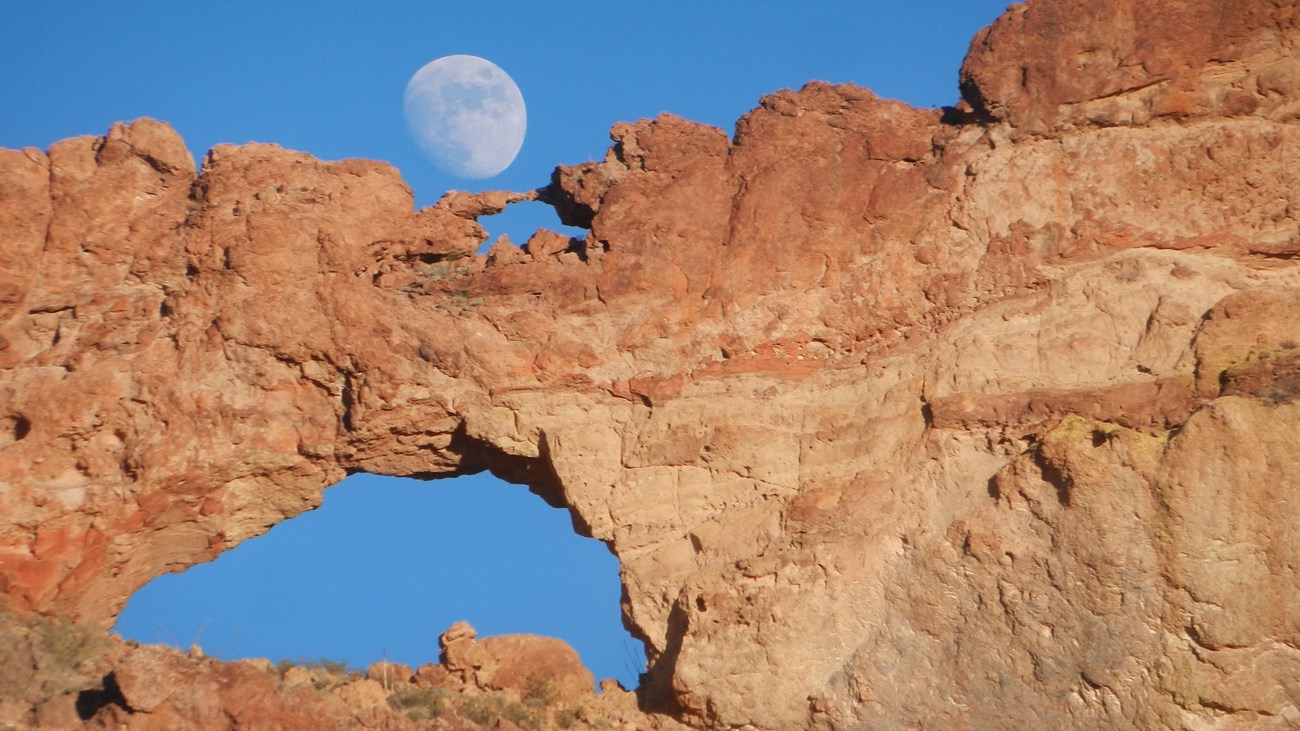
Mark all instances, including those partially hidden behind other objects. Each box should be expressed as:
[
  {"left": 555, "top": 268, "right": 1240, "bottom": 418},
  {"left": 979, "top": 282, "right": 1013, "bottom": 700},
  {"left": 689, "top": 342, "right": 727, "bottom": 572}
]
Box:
[{"left": 112, "top": 470, "right": 641, "bottom": 685}]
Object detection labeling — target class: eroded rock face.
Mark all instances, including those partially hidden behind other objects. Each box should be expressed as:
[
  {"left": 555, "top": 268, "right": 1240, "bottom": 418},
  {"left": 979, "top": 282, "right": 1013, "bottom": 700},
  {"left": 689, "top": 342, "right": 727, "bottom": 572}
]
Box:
[{"left": 4, "top": 0, "right": 1300, "bottom": 728}]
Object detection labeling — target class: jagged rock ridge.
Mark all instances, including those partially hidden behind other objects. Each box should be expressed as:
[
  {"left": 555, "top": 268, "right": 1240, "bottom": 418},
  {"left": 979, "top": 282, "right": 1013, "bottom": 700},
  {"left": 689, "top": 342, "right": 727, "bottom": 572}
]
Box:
[{"left": 3, "top": 0, "right": 1300, "bottom": 728}]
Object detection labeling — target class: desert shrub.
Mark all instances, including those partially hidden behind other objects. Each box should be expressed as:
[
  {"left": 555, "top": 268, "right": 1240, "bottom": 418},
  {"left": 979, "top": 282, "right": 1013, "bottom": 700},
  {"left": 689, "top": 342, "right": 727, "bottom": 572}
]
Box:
[
  {"left": 523, "top": 676, "right": 560, "bottom": 707},
  {"left": 33, "top": 615, "right": 100, "bottom": 669},
  {"left": 416, "top": 252, "right": 470, "bottom": 280},
  {"left": 418, "top": 262, "right": 467, "bottom": 279},
  {"left": 554, "top": 706, "right": 582, "bottom": 729},
  {"left": 274, "top": 656, "right": 356, "bottom": 689},
  {"left": 388, "top": 686, "right": 447, "bottom": 721},
  {"left": 315, "top": 659, "right": 352, "bottom": 676},
  {"left": 458, "top": 692, "right": 539, "bottom": 729},
  {"left": 293, "top": 657, "right": 351, "bottom": 676},
  {"left": 1262, "top": 385, "right": 1300, "bottom": 406}
]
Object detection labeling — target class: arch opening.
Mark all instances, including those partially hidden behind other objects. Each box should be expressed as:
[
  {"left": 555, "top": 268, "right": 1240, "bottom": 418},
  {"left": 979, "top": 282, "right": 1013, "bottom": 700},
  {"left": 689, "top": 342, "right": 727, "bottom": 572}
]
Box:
[
  {"left": 111, "top": 472, "right": 646, "bottom": 690},
  {"left": 476, "top": 198, "right": 588, "bottom": 254}
]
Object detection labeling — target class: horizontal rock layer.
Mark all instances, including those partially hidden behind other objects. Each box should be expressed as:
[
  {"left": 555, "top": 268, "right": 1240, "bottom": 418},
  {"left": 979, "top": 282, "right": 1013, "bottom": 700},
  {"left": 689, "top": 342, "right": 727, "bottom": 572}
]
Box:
[{"left": 3, "top": 0, "right": 1300, "bottom": 728}]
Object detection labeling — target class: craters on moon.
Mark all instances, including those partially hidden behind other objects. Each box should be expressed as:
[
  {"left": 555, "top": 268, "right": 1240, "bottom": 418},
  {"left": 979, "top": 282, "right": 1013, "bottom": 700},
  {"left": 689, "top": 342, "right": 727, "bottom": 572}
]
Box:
[{"left": 403, "top": 55, "right": 526, "bottom": 180}]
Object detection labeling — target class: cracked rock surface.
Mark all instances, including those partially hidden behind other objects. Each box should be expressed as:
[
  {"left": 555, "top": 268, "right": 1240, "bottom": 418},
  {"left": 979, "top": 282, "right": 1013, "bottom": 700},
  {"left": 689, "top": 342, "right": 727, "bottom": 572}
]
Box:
[{"left": 3, "top": 0, "right": 1300, "bottom": 728}]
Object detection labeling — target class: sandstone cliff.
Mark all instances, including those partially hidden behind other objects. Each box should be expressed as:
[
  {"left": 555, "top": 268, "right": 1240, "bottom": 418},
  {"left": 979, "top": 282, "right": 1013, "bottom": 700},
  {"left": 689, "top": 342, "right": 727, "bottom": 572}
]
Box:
[{"left": 3, "top": 0, "right": 1300, "bottom": 728}]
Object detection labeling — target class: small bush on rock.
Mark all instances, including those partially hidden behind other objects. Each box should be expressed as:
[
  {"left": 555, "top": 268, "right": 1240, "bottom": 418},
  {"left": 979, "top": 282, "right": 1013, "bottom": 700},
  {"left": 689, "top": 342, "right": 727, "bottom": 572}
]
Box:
[{"left": 388, "top": 686, "right": 447, "bottom": 720}]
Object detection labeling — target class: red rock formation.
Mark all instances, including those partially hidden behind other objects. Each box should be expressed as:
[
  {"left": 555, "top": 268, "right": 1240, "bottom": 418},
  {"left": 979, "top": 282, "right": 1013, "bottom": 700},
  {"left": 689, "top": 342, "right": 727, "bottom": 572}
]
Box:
[
  {"left": 438, "top": 621, "right": 595, "bottom": 706},
  {"left": 0, "top": 610, "right": 656, "bottom": 730},
  {"left": 4, "top": 0, "right": 1300, "bottom": 728}
]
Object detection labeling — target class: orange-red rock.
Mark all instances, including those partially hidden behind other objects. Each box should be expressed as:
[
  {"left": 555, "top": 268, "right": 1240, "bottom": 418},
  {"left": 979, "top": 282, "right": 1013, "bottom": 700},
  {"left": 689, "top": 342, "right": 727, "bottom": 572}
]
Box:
[
  {"left": 440, "top": 622, "right": 594, "bottom": 705},
  {"left": 0, "top": 609, "right": 657, "bottom": 730},
  {"left": 4, "top": 0, "right": 1300, "bottom": 728}
]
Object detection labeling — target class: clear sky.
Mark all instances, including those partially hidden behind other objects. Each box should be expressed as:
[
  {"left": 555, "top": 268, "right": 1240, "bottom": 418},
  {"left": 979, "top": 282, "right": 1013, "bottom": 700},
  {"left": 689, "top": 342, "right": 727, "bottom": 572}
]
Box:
[{"left": 1, "top": 1, "right": 1011, "bottom": 689}]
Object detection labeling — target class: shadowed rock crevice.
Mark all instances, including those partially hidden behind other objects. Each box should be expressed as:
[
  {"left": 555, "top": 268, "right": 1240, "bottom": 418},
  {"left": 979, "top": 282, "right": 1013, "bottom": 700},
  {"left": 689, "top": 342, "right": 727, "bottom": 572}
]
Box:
[
  {"left": 2, "top": 413, "right": 30, "bottom": 443},
  {"left": 75, "top": 672, "right": 128, "bottom": 721},
  {"left": 638, "top": 601, "right": 690, "bottom": 719}
]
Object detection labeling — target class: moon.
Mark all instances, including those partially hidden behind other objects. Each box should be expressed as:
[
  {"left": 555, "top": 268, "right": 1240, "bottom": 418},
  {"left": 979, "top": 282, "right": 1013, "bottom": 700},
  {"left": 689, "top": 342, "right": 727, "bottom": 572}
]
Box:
[{"left": 403, "top": 55, "right": 526, "bottom": 179}]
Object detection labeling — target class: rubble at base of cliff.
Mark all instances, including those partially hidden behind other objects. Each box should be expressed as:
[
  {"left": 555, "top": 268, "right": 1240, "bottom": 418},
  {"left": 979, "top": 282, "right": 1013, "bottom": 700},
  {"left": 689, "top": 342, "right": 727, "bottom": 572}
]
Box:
[{"left": 0, "top": 609, "right": 675, "bottom": 731}]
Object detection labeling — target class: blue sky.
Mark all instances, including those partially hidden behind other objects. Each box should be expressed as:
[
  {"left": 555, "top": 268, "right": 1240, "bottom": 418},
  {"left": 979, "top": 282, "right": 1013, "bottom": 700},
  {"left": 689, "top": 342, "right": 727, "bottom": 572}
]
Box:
[{"left": 1, "top": 2, "right": 1010, "bottom": 688}]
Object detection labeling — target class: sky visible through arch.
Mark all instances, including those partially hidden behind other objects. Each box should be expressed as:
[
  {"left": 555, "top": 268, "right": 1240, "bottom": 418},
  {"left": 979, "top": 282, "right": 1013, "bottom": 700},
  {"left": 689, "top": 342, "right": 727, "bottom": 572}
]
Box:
[
  {"left": 116, "top": 473, "right": 640, "bottom": 686},
  {"left": 1, "top": 1, "right": 1012, "bottom": 689}
]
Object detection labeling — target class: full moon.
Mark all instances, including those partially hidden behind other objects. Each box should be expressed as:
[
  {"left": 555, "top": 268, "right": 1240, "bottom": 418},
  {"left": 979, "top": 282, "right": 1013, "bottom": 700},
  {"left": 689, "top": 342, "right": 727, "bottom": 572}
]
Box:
[{"left": 403, "top": 55, "right": 526, "bottom": 180}]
